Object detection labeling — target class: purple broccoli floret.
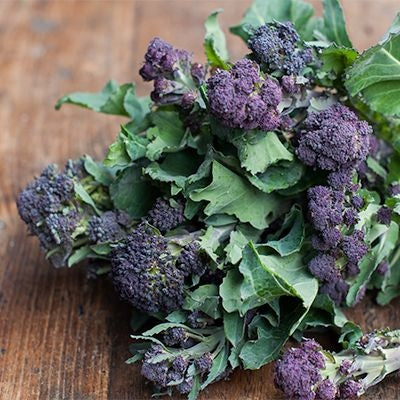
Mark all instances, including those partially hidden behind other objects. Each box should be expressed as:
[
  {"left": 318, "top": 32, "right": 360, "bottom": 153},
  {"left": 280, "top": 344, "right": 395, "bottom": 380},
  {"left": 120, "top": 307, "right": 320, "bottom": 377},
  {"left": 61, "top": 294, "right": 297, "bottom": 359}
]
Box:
[
  {"left": 146, "top": 197, "right": 185, "bottom": 233},
  {"left": 88, "top": 210, "right": 130, "bottom": 243},
  {"left": 389, "top": 183, "right": 400, "bottom": 196},
  {"left": 177, "top": 242, "right": 206, "bottom": 277},
  {"left": 296, "top": 104, "right": 371, "bottom": 172},
  {"left": 139, "top": 37, "right": 203, "bottom": 106},
  {"left": 162, "top": 327, "right": 189, "bottom": 347},
  {"left": 307, "top": 186, "right": 344, "bottom": 231},
  {"left": 351, "top": 195, "right": 364, "bottom": 210},
  {"left": 377, "top": 206, "right": 392, "bottom": 226},
  {"left": 17, "top": 162, "right": 87, "bottom": 267},
  {"left": 275, "top": 329, "right": 400, "bottom": 400},
  {"left": 248, "top": 22, "right": 314, "bottom": 75},
  {"left": 111, "top": 223, "right": 184, "bottom": 313},
  {"left": 141, "top": 345, "right": 169, "bottom": 387},
  {"left": 206, "top": 58, "right": 282, "bottom": 131},
  {"left": 281, "top": 75, "right": 300, "bottom": 94},
  {"left": 194, "top": 352, "right": 213, "bottom": 375},
  {"left": 341, "top": 230, "right": 368, "bottom": 265}
]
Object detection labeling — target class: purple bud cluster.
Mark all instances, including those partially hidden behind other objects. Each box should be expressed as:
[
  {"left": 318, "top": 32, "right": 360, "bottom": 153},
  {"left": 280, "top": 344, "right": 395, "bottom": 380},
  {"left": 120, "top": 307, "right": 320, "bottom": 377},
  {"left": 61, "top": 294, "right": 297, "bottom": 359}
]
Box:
[
  {"left": 139, "top": 37, "right": 205, "bottom": 107},
  {"left": 207, "top": 59, "right": 283, "bottom": 130},
  {"left": 141, "top": 342, "right": 213, "bottom": 395},
  {"left": 17, "top": 162, "right": 84, "bottom": 267},
  {"left": 177, "top": 242, "right": 207, "bottom": 277},
  {"left": 296, "top": 104, "right": 371, "bottom": 172},
  {"left": 307, "top": 184, "right": 368, "bottom": 304},
  {"left": 110, "top": 223, "right": 185, "bottom": 313},
  {"left": 298, "top": 104, "right": 374, "bottom": 304},
  {"left": 88, "top": 210, "right": 131, "bottom": 243},
  {"left": 146, "top": 197, "right": 185, "bottom": 233},
  {"left": 248, "top": 22, "right": 314, "bottom": 75},
  {"left": 275, "top": 339, "right": 363, "bottom": 400}
]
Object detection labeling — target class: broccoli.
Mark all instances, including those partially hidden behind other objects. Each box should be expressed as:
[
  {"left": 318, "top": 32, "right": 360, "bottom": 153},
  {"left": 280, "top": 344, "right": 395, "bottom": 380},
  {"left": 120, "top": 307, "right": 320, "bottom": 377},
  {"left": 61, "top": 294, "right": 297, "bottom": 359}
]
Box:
[
  {"left": 139, "top": 37, "right": 204, "bottom": 106},
  {"left": 248, "top": 21, "right": 314, "bottom": 76},
  {"left": 88, "top": 210, "right": 131, "bottom": 244},
  {"left": 146, "top": 197, "right": 184, "bottom": 233},
  {"left": 206, "top": 58, "right": 282, "bottom": 130},
  {"left": 138, "top": 324, "right": 225, "bottom": 396},
  {"left": 296, "top": 104, "right": 371, "bottom": 172},
  {"left": 275, "top": 329, "right": 400, "bottom": 400},
  {"left": 111, "top": 222, "right": 185, "bottom": 313},
  {"left": 110, "top": 222, "right": 207, "bottom": 314},
  {"left": 17, "top": 161, "right": 97, "bottom": 267}
]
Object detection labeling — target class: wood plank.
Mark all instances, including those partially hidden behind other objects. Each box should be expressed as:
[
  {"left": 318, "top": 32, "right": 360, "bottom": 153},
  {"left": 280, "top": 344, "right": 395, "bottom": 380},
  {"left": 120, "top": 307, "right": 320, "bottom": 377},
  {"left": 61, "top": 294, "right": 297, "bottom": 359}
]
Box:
[{"left": 0, "top": 1, "right": 400, "bottom": 399}]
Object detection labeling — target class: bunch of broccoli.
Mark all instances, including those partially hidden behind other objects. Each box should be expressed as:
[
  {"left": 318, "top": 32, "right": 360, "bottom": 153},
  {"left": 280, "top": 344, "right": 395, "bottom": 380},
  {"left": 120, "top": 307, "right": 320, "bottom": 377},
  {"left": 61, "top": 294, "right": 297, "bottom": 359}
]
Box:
[{"left": 17, "top": 0, "right": 400, "bottom": 398}]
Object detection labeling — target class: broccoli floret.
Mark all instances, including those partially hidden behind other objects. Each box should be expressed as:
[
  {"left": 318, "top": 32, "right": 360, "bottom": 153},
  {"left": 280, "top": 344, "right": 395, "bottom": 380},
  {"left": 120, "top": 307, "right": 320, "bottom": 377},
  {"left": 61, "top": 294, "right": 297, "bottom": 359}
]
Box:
[
  {"left": 194, "top": 353, "right": 213, "bottom": 375},
  {"left": 17, "top": 163, "right": 86, "bottom": 267},
  {"left": 176, "top": 242, "right": 206, "bottom": 277},
  {"left": 162, "top": 327, "right": 189, "bottom": 347},
  {"left": 111, "top": 223, "right": 185, "bottom": 313},
  {"left": 139, "top": 37, "right": 204, "bottom": 106},
  {"left": 248, "top": 21, "right": 314, "bottom": 76},
  {"left": 377, "top": 206, "right": 392, "bottom": 225},
  {"left": 341, "top": 230, "right": 368, "bottom": 265},
  {"left": 275, "top": 329, "right": 400, "bottom": 400},
  {"left": 146, "top": 197, "right": 185, "bottom": 233},
  {"left": 88, "top": 210, "right": 131, "bottom": 244},
  {"left": 206, "top": 58, "right": 282, "bottom": 130},
  {"left": 308, "top": 186, "right": 344, "bottom": 232},
  {"left": 296, "top": 104, "right": 372, "bottom": 172}
]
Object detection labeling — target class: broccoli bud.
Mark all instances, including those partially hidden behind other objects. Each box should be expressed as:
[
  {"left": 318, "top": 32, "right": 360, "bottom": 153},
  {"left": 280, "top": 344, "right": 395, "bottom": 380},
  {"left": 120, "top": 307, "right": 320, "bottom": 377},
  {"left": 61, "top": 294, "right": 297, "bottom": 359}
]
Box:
[
  {"left": 146, "top": 197, "right": 184, "bottom": 233},
  {"left": 296, "top": 104, "right": 371, "bottom": 172},
  {"left": 206, "top": 58, "right": 282, "bottom": 131},
  {"left": 111, "top": 223, "right": 185, "bottom": 314},
  {"left": 275, "top": 329, "right": 400, "bottom": 400},
  {"left": 248, "top": 21, "right": 314, "bottom": 76}
]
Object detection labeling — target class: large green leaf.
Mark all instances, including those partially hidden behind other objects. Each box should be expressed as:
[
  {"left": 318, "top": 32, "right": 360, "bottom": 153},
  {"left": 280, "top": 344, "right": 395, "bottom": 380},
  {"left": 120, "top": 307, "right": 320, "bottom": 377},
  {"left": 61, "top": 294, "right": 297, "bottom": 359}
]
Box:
[
  {"left": 190, "top": 161, "right": 281, "bottom": 229},
  {"left": 320, "top": 0, "right": 352, "bottom": 47},
  {"left": 234, "top": 131, "right": 293, "bottom": 175},
  {"left": 109, "top": 165, "right": 157, "bottom": 218},
  {"left": 56, "top": 81, "right": 150, "bottom": 120},
  {"left": 230, "top": 0, "right": 316, "bottom": 42},
  {"left": 345, "top": 16, "right": 400, "bottom": 117},
  {"left": 204, "top": 10, "right": 229, "bottom": 69}
]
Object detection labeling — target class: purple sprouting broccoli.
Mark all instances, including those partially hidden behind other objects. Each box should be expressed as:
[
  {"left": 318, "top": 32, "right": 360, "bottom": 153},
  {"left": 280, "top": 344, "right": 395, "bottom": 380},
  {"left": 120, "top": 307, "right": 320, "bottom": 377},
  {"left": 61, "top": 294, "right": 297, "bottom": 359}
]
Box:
[
  {"left": 307, "top": 186, "right": 344, "bottom": 232},
  {"left": 281, "top": 75, "right": 300, "bottom": 94},
  {"left": 389, "top": 183, "right": 400, "bottom": 196},
  {"left": 340, "top": 231, "right": 368, "bottom": 266},
  {"left": 377, "top": 206, "right": 392, "bottom": 226},
  {"left": 187, "top": 310, "right": 215, "bottom": 329},
  {"left": 111, "top": 223, "right": 185, "bottom": 313},
  {"left": 88, "top": 210, "right": 131, "bottom": 244},
  {"left": 136, "top": 325, "right": 225, "bottom": 396},
  {"left": 296, "top": 104, "right": 372, "bottom": 172},
  {"left": 275, "top": 329, "right": 400, "bottom": 400},
  {"left": 162, "top": 327, "right": 189, "bottom": 347},
  {"left": 206, "top": 58, "right": 282, "bottom": 131},
  {"left": 146, "top": 197, "right": 184, "bottom": 233},
  {"left": 17, "top": 160, "right": 105, "bottom": 267},
  {"left": 139, "top": 37, "right": 204, "bottom": 106},
  {"left": 176, "top": 242, "right": 207, "bottom": 277},
  {"left": 248, "top": 21, "right": 314, "bottom": 76}
]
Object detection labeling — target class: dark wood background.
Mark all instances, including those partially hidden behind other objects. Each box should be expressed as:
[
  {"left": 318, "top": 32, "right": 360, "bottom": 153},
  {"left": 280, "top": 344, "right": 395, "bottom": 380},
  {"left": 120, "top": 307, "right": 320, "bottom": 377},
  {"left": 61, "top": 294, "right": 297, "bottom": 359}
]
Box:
[{"left": 1, "top": 1, "right": 400, "bottom": 399}]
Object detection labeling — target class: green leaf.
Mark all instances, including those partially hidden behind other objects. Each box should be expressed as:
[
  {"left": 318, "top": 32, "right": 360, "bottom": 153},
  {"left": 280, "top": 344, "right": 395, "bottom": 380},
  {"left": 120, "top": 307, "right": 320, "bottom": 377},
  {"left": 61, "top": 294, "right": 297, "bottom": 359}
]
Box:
[
  {"left": 230, "top": 0, "right": 315, "bottom": 42},
  {"left": 224, "top": 311, "right": 245, "bottom": 347},
  {"left": 146, "top": 110, "right": 187, "bottom": 161},
  {"left": 246, "top": 160, "right": 304, "bottom": 193},
  {"left": 239, "top": 299, "right": 306, "bottom": 369},
  {"left": 123, "top": 88, "right": 151, "bottom": 121},
  {"left": 74, "top": 182, "right": 101, "bottom": 215},
  {"left": 143, "top": 150, "right": 202, "bottom": 189},
  {"left": 109, "top": 165, "right": 157, "bottom": 218},
  {"left": 345, "top": 20, "right": 400, "bottom": 117},
  {"left": 183, "top": 284, "right": 221, "bottom": 319},
  {"left": 190, "top": 161, "right": 281, "bottom": 229},
  {"left": 201, "top": 344, "right": 229, "bottom": 389},
  {"left": 234, "top": 131, "right": 293, "bottom": 175},
  {"left": 83, "top": 155, "right": 115, "bottom": 186},
  {"left": 56, "top": 81, "right": 133, "bottom": 117},
  {"left": 321, "top": 0, "right": 352, "bottom": 47},
  {"left": 347, "top": 221, "right": 399, "bottom": 306},
  {"left": 199, "top": 224, "right": 235, "bottom": 263},
  {"left": 220, "top": 269, "right": 245, "bottom": 313},
  {"left": 204, "top": 10, "right": 229, "bottom": 69},
  {"left": 264, "top": 205, "right": 305, "bottom": 256},
  {"left": 367, "top": 156, "right": 388, "bottom": 180},
  {"left": 67, "top": 246, "right": 94, "bottom": 267},
  {"left": 225, "top": 224, "right": 261, "bottom": 264}
]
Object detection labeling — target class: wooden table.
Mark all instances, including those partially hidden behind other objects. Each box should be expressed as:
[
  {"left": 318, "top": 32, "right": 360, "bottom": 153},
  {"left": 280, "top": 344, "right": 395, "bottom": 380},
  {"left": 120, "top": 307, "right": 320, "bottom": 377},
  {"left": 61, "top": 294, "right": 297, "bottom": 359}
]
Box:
[{"left": 1, "top": 1, "right": 400, "bottom": 399}]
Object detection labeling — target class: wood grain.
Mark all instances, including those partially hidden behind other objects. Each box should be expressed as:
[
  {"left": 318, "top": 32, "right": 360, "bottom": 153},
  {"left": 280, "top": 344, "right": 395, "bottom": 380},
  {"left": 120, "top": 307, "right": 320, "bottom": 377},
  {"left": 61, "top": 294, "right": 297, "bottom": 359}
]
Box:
[{"left": 0, "top": 1, "right": 399, "bottom": 399}]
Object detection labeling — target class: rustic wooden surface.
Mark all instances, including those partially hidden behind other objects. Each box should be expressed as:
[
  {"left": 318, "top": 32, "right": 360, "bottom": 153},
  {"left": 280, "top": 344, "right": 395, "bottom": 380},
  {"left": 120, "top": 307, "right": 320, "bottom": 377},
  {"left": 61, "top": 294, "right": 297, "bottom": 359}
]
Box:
[{"left": 1, "top": 1, "right": 400, "bottom": 399}]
